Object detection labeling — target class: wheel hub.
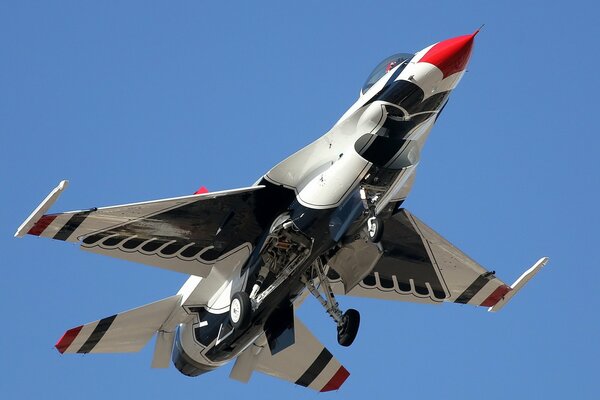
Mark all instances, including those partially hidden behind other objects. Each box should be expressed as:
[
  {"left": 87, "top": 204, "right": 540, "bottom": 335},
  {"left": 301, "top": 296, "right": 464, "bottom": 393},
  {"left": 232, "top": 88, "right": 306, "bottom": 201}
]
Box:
[{"left": 230, "top": 298, "right": 241, "bottom": 323}]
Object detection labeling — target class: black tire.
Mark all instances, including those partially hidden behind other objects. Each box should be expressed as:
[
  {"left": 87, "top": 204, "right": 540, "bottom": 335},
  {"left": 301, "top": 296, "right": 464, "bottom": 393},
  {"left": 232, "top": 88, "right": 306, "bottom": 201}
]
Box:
[
  {"left": 230, "top": 291, "right": 252, "bottom": 330},
  {"left": 337, "top": 309, "right": 360, "bottom": 347},
  {"left": 367, "top": 217, "right": 384, "bottom": 243}
]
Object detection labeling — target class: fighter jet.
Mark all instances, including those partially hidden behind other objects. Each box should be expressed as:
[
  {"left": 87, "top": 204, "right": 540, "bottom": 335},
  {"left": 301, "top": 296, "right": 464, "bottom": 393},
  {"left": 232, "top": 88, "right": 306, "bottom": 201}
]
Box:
[{"left": 15, "top": 32, "right": 548, "bottom": 392}]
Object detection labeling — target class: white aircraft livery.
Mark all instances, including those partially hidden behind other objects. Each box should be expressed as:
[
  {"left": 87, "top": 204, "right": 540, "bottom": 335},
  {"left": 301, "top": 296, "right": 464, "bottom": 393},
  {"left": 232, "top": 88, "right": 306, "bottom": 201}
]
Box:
[{"left": 16, "top": 31, "right": 548, "bottom": 392}]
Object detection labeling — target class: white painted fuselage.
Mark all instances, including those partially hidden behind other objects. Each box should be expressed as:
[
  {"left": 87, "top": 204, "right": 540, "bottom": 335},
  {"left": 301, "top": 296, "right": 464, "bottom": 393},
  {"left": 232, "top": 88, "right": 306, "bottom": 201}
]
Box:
[{"left": 173, "top": 32, "right": 479, "bottom": 372}]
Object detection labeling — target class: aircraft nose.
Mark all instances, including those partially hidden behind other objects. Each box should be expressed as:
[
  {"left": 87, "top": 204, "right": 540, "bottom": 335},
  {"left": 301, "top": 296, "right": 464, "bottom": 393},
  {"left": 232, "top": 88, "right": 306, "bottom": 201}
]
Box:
[{"left": 419, "top": 31, "right": 478, "bottom": 79}]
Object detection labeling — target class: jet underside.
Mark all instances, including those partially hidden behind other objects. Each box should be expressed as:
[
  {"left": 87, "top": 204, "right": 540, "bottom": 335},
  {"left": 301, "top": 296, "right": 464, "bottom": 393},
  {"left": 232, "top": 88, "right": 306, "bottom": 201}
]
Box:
[{"left": 15, "top": 31, "right": 549, "bottom": 392}]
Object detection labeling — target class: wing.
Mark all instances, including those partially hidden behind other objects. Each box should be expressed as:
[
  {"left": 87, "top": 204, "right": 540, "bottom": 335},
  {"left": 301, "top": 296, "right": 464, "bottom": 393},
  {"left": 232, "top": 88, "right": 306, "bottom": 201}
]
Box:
[
  {"left": 16, "top": 180, "right": 294, "bottom": 276},
  {"left": 230, "top": 315, "right": 349, "bottom": 392},
  {"left": 55, "top": 295, "right": 181, "bottom": 354},
  {"left": 328, "top": 208, "right": 548, "bottom": 310}
]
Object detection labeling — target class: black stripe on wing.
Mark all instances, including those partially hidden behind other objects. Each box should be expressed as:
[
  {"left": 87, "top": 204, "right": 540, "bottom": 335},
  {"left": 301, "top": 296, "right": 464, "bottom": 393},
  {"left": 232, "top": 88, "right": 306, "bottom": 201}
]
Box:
[
  {"left": 295, "top": 348, "right": 333, "bottom": 387},
  {"left": 77, "top": 315, "right": 117, "bottom": 353}
]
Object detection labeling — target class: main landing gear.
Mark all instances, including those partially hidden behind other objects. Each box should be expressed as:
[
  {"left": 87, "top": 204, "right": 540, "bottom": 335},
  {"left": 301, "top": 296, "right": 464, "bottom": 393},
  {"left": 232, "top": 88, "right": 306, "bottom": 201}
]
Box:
[
  {"left": 305, "top": 257, "right": 360, "bottom": 347},
  {"left": 230, "top": 291, "right": 252, "bottom": 330},
  {"left": 229, "top": 215, "right": 313, "bottom": 333},
  {"left": 337, "top": 309, "right": 360, "bottom": 347}
]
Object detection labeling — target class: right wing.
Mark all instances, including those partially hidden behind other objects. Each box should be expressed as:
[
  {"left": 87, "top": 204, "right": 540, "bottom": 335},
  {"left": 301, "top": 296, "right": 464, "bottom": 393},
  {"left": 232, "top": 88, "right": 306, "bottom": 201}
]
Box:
[
  {"left": 230, "top": 314, "right": 349, "bottom": 392},
  {"left": 16, "top": 180, "right": 294, "bottom": 276},
  {"left": 328, "top": 208, "right": 548, "bottom": 310}
]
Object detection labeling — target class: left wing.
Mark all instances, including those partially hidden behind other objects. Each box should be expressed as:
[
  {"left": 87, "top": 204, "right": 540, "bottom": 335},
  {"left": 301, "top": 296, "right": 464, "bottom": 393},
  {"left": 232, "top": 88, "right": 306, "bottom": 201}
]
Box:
[
  {"left": 328, "top": 208, "right": 548, "bottom": 310},
  {"left": 16, "top": 180, "right": 293, "bottom": 276},
  {"left": 230, "top": 314, "right": 349, "bottom": 392}
]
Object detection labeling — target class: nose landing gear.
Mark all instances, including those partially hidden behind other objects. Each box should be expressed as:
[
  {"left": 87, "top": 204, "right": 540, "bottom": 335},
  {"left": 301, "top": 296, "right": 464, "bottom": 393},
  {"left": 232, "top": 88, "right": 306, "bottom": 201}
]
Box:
[
  {"left": 360, "top": 187, "right": 384, "bottom": 243},
  {"left": 305, "top": 257, "right": 360, "bottom": 347},
  {"left": 367, "top": 216, "right": 384, "bottom": 243}
]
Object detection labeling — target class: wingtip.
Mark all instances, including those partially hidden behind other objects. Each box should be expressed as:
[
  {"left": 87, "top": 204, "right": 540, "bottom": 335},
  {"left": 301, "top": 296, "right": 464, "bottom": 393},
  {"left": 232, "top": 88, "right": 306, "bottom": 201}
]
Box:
[
  {"left": 55, "top": 325, "right": 83, "bottom": 354},
  {"left": 320, "top": 366, "right": 350, "bottom": 392},
  {"left": 487, "top": 256, "right": 549, "bottom": 312},
  {"left": 14, "top": 179, "right": 69, "bottom": 238}
]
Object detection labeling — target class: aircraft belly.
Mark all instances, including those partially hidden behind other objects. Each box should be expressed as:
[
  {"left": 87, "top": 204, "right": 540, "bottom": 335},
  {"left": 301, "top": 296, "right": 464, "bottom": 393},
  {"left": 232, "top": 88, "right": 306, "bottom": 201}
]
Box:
[
  {"left": 15, "top": 32, "right": 550, "bottom": 392},
  {"left": 171, "top": 60, "right": 465, "bottom": 374},
  {"left": 296, "top": 151, "right": 371, "bottom": 209},
  {"left": 265, "top": 135, "right": 334, "bottom": 190},
  {"left": 265, "top": 106, "right": 371, "bottom": 192}
]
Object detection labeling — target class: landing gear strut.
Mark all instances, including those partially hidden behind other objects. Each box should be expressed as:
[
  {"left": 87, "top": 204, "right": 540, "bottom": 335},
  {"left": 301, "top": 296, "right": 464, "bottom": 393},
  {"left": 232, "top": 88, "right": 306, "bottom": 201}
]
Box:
[{"left": 305, "top": 257, "right": 360, "bottom": 347}]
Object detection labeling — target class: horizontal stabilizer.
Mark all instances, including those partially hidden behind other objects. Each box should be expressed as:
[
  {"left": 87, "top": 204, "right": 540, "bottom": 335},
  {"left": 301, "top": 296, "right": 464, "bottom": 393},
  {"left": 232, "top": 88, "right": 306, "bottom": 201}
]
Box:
[
  {"left": 230, "top": 314, "right": 349, "bottom": 392},
  {"left": 56, "top": 295, "right": 181, "bottom": 354},
  {"left": 488, "top": 257, "right": 549, "bottom": 312}
]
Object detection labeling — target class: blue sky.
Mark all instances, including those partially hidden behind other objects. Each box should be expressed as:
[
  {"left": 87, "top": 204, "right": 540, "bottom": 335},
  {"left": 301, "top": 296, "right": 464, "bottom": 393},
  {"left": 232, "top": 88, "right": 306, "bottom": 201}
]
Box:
[{"left": 1, "top": 1, "right": 598, "bottom": 398}]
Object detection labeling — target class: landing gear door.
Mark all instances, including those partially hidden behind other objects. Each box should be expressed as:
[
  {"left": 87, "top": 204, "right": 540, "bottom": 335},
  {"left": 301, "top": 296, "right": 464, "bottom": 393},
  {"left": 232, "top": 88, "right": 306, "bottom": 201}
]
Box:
[
  {"left": 326, "top": 239, "right": 381, "bottom": 294},
  {"left": 264, "top": 301, "right": 295, "bottom": 356}
]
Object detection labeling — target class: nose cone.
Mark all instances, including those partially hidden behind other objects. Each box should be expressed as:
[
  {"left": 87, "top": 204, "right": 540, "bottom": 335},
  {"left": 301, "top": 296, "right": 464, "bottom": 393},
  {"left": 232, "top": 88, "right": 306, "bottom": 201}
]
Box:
[{"left": 419, "top": 32, "right": 477, "bottom": 79}]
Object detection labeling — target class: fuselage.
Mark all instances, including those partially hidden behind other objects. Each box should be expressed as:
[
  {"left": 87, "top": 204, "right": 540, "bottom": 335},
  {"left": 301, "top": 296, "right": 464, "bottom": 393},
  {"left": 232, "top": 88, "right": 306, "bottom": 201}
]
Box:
[{"left": 172, "top": 32, "right": 477, "bottom": 375}]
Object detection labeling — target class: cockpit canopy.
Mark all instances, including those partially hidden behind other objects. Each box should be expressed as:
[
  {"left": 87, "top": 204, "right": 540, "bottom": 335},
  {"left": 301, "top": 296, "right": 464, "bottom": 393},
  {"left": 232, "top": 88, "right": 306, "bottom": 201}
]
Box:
[{"left": 361, "top": 53, "right": 414, "bottom": 95}]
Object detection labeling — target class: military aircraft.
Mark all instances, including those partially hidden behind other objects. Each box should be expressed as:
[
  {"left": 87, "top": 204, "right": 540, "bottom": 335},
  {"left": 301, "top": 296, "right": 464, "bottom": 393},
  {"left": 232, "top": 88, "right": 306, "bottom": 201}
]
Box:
[{"left": 15, "top": 31, "right": 548, "bottom": 392}]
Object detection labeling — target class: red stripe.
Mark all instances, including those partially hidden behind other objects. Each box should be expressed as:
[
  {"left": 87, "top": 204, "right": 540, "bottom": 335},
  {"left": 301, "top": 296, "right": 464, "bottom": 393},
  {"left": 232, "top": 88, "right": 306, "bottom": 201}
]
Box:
[
  {"left": 55, "top": 325, "right": 83, "bottom": 354},
  {"left": 27, "top": 215, "right": 57, "bottom": 236},
  {"left": 480, "top": 285, "right": 512, "bottom": 307},
  {"left": 320, "top": 366, "right": 350, "bottom": 392}
]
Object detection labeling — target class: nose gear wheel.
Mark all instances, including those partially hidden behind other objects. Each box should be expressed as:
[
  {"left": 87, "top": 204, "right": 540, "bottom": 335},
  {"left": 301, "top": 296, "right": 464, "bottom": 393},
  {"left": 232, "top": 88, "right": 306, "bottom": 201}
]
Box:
[
  {"left": 367, "top": 216, "right": 384, "bottom": 243},
  {"left": 360, "top": 187, "right": 384, "bottom": 243}
]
